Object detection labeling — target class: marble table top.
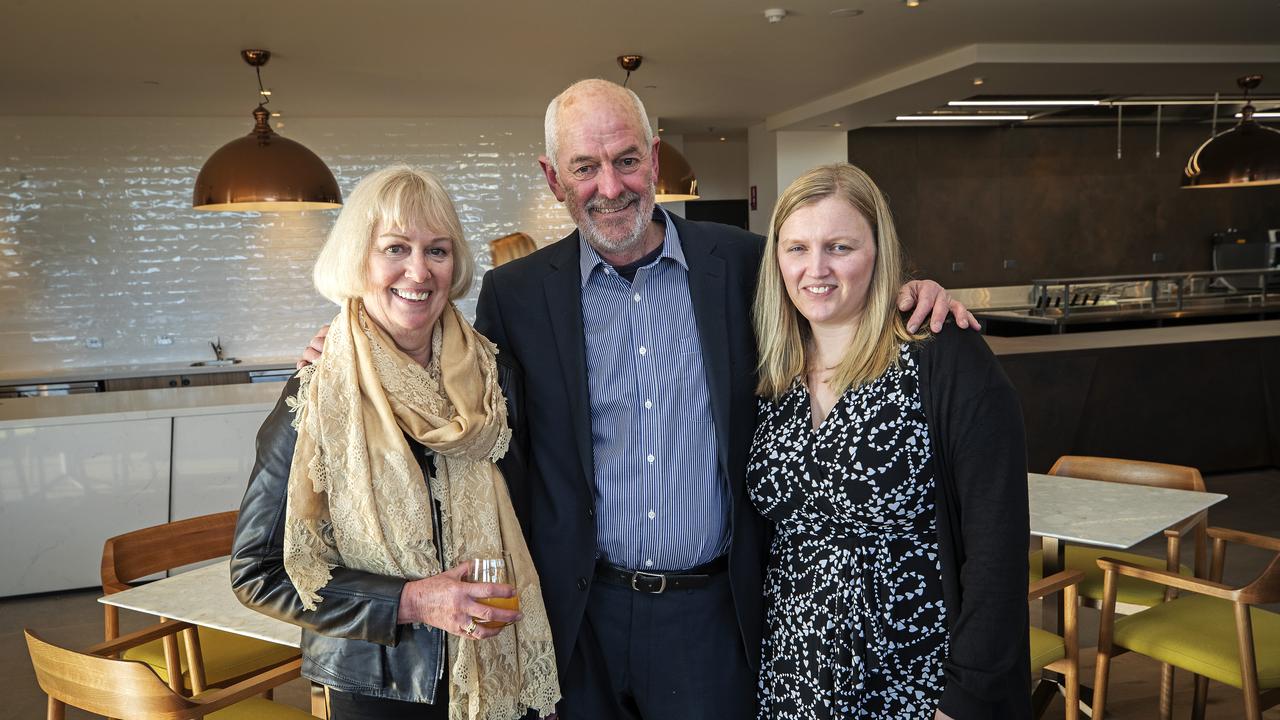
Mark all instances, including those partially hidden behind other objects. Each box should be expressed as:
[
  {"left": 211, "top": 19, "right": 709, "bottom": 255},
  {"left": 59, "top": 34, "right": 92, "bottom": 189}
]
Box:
[
  {"left": 1028, "top": 473, "right": 1226, "bottom": 549},
  {"left": 99, "top": 560, "right": 299, "bottom": 648}
]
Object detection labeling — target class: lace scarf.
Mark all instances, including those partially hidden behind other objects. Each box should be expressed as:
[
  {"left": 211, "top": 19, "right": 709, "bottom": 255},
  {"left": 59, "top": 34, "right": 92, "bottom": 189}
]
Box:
[{"left": 284, "top": 298, "right": 559, "bottom": 720}]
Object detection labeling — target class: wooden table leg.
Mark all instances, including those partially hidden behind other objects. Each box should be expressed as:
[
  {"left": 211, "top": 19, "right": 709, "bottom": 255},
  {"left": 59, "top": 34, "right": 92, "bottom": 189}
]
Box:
[{"left": 311, "top": 682, "right": 329, "bottom": 719}]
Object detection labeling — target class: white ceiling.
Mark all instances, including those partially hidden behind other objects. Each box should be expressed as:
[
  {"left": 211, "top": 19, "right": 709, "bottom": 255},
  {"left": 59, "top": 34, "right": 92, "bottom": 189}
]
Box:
[{"left": 3, "top": 0, "right": 1278, "bottom": 136}]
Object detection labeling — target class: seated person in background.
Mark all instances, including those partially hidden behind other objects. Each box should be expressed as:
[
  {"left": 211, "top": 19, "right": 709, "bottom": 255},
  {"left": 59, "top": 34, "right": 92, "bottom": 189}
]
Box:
[
  {"left": 231, "top": 165, "right": 559, "bottom": 720},
  {"left": 748, "top": 162, "right": 1030, "bottom": 719}
]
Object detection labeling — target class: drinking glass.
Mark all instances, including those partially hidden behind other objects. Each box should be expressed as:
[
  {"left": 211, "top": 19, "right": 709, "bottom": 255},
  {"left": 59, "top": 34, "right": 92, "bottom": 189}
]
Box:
[{"left": 465, "top": 553, "right": 519, "bottom": 628}]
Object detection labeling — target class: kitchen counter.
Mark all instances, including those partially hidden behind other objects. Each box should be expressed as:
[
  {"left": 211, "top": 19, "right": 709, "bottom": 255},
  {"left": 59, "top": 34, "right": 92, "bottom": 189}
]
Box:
[
  {"left": 0, "top": 379, "right": 288, "bottom": 429},
  {"left": 0, "top": 357, "right": 297, "bottom": 387}
]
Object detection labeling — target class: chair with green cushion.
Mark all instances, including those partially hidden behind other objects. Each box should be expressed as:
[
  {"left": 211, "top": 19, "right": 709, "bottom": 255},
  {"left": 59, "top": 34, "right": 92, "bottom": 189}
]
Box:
[
  {"left": 26, "top": 621, "right": 313, "bottom": 719},
  {"left": 1047, "top": 455, "right": 1207, "bottom": 612},
  {"left": 1093, "top": 526, "right": 1280, "bottom": 720},
  {"left": 1029, "top": 569, "right": 1083, "bottom": 720},
  {"left": 102, "top": 511, "right": 300, "bottom": 695}
]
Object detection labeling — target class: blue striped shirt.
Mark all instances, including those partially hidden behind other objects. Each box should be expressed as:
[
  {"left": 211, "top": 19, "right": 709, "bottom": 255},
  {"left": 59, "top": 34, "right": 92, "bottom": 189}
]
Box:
[{"left": 579, "top": 207, "right": 730, "bottom": 572}]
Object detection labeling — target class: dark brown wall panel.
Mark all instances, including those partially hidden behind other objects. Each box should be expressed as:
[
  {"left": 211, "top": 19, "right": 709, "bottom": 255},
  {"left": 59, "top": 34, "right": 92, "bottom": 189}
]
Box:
[{"left": 849, "top": 125, "right": 1280, "bottom": 286}]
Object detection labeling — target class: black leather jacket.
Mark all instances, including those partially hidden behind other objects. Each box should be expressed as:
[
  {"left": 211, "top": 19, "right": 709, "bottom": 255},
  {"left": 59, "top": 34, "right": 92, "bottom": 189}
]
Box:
[{"left": 230, "top": 356, "right": 529, "bottom": 704}]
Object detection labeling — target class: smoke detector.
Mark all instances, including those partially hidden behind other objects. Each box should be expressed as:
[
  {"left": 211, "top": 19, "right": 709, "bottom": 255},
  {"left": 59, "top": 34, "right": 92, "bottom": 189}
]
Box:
[{"left": 764, "top": 8, "right": 787, "bottom": 23}]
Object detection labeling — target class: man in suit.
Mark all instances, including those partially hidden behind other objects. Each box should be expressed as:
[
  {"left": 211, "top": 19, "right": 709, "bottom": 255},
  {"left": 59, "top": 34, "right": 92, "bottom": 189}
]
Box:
[{"left": 473, "top": 79, "right": 975, "bottom": 719}]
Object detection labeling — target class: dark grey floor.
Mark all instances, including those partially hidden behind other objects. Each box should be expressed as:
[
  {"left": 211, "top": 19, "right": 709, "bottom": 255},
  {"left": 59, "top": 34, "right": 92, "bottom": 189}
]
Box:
[{"left": 3, "top": 470, "right": 1278, "bottom": 719}]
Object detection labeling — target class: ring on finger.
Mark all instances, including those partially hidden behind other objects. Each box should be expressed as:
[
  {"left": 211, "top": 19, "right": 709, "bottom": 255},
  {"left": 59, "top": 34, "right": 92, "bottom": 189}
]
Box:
[{"left": 462, "top": 618, "right": 478, "bottom": 636}]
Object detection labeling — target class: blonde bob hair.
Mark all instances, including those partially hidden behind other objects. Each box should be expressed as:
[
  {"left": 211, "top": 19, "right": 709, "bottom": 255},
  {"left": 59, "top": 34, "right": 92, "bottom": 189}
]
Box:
[
  {"left": 753, "top": 162, "right": 925, "bottom": 400},
  {"left": 312, "top": 165, "right": 474, "bottom": 305}
]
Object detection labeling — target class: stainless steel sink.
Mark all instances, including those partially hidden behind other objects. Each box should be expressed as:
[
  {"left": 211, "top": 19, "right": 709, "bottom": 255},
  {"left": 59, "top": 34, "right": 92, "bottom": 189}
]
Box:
[{"left": 190, "top": 359, "right": 241, "bottom": 367}]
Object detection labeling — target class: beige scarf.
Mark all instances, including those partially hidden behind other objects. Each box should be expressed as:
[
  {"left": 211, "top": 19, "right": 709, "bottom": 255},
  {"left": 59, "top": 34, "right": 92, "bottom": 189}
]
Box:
[{"left": 283, "top": 298, "right": 559, "bottom": 720}]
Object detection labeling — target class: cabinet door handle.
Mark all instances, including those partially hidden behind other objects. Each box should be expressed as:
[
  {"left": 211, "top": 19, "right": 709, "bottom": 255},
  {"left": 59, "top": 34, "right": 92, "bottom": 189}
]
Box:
[
  {"left": 168, "top": 379, "right": 178, "bottom": 387},
  {"left": 181, "top": 377, "right": 191, "bottom": 386}
]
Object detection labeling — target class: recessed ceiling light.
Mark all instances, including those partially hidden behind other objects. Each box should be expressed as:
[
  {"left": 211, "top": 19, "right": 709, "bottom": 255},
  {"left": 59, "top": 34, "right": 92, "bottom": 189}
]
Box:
[
  {"left": 904, "top": 0, "right": 921, "bottom": 7},
  {"left": 259, "top": 89, "right": 272, "bottom": 97},
  {"left": 658, "top": 127, "right": 664, "bottom": 132},
  {"left": 949, "top": 99, "right": 1100, "bottom": 107},
  {"left": 833, "top": 122, "right": 843, "bottom": 128},
  {"left": 719, "top": 136, "right": 727, "bottom": 141},
  {"left": 270, "top": 111, "right": 282, "bottom": 117},
  {"left": 830, "top": 8, "right": 863, "bottom": 17},
  {"left": 896, "top": 114, "right": 1029, "bottom": 121},
  {"left": 972, "top": 77, "right": 985, "bottom": 86}
]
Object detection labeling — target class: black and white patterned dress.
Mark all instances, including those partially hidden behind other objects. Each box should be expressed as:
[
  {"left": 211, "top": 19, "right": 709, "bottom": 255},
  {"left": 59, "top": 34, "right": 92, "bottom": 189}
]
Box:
[{"left": 747, "top": 344, "right": 948, "bottom": 719}]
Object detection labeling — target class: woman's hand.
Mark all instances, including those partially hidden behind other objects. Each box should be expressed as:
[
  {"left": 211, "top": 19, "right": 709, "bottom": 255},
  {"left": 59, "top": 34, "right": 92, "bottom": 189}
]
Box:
[
  {"left": 397, "top": 562, "right": 523, "bottom": 639},
  {"left": 934, "top": 710, "right": 954, "bottom": 720},
  {"left": 296, "top": 324, "right": 330, "bottom": 369},
  {"left": 897, "top": 280, "right": 980, "bottom": 334}
]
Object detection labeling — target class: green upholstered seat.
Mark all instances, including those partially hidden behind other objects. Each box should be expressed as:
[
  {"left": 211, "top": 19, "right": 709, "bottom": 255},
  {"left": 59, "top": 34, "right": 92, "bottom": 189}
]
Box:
[
  {"left": 1112, "top": 593, "right": 1280, "bottom": 689},
  {"left": 198, "top": 695, "right": 314, "bottom": 719},
  {"left": 1029, "top": 626, "right": 1066, "bottom": 671},
  {"left": 122, "top": 626, "right": 298, "bottom": 688},
  {"left": 1068, "top": 546, "right": 1192, "bottom": 606}
]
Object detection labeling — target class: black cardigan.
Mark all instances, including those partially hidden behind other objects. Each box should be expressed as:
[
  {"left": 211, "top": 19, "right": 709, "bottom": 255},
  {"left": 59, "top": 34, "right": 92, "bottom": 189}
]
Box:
[{"left": 915, "top": 323, "right": 1032, "bottom": 719}]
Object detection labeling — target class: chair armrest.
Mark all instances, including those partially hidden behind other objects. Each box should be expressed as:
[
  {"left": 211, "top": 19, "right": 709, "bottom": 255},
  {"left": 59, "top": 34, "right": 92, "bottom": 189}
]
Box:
[
  {"left": 1028, "top": 570, "right": 1084, "bottom": 601},
  {"left": 83, "top": 620, "right": 195, "bottom": 656},
  {"left": 1096, "top": 556, "right": 1238, "bottom": 600},
  {"left": 1207, "top": 527, "right": 1280, "bottom": 553},
  {"left": 189, "top": 657, "right": 303, "bottom": 714}
]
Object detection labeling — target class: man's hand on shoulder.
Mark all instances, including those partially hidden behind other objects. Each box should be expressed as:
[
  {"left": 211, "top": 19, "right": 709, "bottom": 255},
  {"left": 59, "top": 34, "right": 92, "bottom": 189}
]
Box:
[
  {"left": 897, "top": 280, "right": 980, "bottom": 334},
  {"left": 296, "top": 324, "right": 329, "bottom": 369}
]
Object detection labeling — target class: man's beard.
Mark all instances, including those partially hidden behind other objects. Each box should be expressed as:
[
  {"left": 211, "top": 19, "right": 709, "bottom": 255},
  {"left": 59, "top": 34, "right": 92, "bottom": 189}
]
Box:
[{"left": 569, "top": 186, "right": 656, "bottom": 256}]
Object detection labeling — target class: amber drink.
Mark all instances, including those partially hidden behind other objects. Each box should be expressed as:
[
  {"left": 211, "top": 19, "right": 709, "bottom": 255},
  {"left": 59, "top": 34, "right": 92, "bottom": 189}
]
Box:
[{"left": 466, "top": 555, "right": 520, "bottom": 628}]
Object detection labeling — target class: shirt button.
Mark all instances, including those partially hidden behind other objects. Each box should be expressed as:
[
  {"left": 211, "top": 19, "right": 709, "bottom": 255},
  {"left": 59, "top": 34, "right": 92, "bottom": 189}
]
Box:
[
  {"left": 644, "top": 559, "right": 654, "bottom": 568},
  {"left": 638, "top": 346, "right": 647, "bottom": 356},
  {"left": 587, "top": 508, "right": 594, "bottom": 519},
  {"left": 633, "top": 293, "right": 641, "bottom": 303},
  {"left": 644, "top": 399, "right": 652, "bottom": 409},
  {"left": 647, "top": 454, "right": 655, "bottom": 463},
  {"left": 577, "top": 577, "right": 588, "bottom": 590},
  {"left": 647, "top": 510, "right": 656, "bottom": 520}
]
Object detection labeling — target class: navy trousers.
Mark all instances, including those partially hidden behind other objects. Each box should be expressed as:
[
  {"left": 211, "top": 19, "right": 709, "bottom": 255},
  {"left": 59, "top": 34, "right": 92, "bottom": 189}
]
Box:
[{"left": 557, "top": 571, "right": 757, "bottom": 719}]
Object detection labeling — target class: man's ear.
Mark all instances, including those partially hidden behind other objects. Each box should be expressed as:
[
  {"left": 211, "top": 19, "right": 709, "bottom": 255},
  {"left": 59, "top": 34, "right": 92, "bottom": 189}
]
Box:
[
  {"left": 648, "top": 136, "right": 661, "bottom": 186},
  {"left": 539, "top": 156, "right": 567, "bottom": 202}
]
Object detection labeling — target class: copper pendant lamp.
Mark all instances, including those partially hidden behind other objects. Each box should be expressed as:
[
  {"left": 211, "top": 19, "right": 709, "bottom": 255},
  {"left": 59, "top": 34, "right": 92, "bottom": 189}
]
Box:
[
  {"left": 1182, "top": 75, "right": 1280, "bottom": 189},
  {"left": 616, "top": 54, "right": 700, "bottom": 203},
  {"left": 194, "top": 50, "right": 342, "bottom": 211},
  {"left": 655, "top": 139, "right": 700, "bottom": 202}
]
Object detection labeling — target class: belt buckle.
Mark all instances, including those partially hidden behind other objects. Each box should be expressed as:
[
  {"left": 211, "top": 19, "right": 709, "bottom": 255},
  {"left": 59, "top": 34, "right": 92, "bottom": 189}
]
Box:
[{"left": 630, "top": 570, "right": 668, "bottom": 594}]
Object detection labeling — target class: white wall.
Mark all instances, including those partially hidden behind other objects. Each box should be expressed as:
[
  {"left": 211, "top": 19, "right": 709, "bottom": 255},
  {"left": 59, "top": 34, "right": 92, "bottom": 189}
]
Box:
[
  {"left": 0, "top": 115, "right": 576, "bottom": 375},
  {"left": 747, "top": 123, "right": 778, "bottom": 235},
  {"left": 776, "top": 131, "right": 849, "bottom": 194},
  {"left": 682, "top": 137, "right": 748, "bottom": 202}
]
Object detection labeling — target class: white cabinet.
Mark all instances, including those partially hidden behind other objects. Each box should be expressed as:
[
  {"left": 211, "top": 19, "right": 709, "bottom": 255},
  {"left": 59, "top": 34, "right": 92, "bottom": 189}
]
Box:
[
  {"left": 0, "top": 418, "right": 171, "bottom": 596},
  {"left": 170, "top": 409, "right": 271, "bottom": 521}
]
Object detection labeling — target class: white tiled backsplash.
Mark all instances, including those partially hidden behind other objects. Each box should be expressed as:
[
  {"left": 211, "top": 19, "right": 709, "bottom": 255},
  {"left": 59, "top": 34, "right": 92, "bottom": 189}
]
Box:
[{"left": 0, "top": 115, "right": 576, "bottom": 377}]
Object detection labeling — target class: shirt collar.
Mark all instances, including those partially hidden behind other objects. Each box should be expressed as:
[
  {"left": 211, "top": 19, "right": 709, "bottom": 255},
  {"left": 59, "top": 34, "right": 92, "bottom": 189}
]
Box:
[{"left": 579, "top": 205, "right": 687, "bottom": 287}]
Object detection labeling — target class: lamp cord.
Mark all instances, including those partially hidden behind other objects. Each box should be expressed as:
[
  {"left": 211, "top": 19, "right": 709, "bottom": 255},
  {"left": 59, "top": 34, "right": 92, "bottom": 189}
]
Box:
[
  {"left": 255, "top": 65, "right": 270, "bottom": 109},
  {"left": 622, "top": 69, "right": 631, "bottom": 87}
]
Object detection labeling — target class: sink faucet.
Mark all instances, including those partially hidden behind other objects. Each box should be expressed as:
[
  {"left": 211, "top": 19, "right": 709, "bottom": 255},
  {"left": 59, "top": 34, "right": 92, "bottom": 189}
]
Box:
[{"left": 210, "top": 338, "right": 224, "bottom": 361}]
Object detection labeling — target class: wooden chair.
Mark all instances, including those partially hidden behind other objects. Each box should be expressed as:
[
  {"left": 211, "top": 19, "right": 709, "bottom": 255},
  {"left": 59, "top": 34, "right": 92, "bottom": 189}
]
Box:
[
  {"left": 1047, "top": 456, "right": 1207, "bottom": 610},
  {"left": 1093, "top": 527, "right": 1280, "bottom": 720},
  {"left": 102, "top": 511, "right": 299, "bottom": 695},
  {"left": 488, "top": 231, "right": 537, "bottom": 267},
  {"left": 1029, "top": 570, "right": 1083, "bottom": 720},
  {"left": 26, "top": 621, "right": 313, "bottom": 719}
]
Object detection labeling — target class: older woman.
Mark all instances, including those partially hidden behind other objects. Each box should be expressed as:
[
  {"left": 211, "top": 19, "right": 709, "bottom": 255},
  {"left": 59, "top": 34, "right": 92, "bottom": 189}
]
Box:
[
  {"left": 748, "top": 163, "right": 1030, "bottom": 719},
  {"left": 231, "top": 165, "right": 559, "bottom": 720}
]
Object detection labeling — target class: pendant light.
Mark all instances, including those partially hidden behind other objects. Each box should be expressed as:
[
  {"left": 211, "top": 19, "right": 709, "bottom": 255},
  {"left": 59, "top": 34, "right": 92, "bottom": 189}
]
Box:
[
  {"left": 1182, "top": 75, "right": 1280, "bottom": 189},
  {"left": 617, "top": 55, "right": 700, "bottom": 203},
  {"left": 194, "top": 50, "right": 342, "bottom": 211}
]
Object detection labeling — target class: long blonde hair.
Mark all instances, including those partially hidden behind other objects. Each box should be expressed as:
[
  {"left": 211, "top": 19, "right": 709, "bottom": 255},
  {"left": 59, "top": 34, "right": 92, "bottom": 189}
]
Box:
[{"left": 753, "top": 162, "right": 924, "bottom": 400}]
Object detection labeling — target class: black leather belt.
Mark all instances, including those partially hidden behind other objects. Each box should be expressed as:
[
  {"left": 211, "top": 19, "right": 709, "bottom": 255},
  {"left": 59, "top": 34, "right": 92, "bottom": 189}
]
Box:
[{"left": 594, "top": 556, "right": 728, "bottom": 594}]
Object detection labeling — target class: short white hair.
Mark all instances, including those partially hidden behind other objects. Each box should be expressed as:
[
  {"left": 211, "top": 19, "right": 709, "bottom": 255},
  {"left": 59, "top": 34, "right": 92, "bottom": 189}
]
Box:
[
  {"left": 544, "top": 79, "right": 653, "bottom": 170},
  {"left": 312, "top": 165, "right": 474, "bottom": 305}
]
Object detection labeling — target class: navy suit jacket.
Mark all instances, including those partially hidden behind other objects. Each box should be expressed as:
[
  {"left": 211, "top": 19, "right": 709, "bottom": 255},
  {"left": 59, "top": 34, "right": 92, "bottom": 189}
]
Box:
[{"left": 475, "top": 214, "right": 769, "bottom": 675}]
